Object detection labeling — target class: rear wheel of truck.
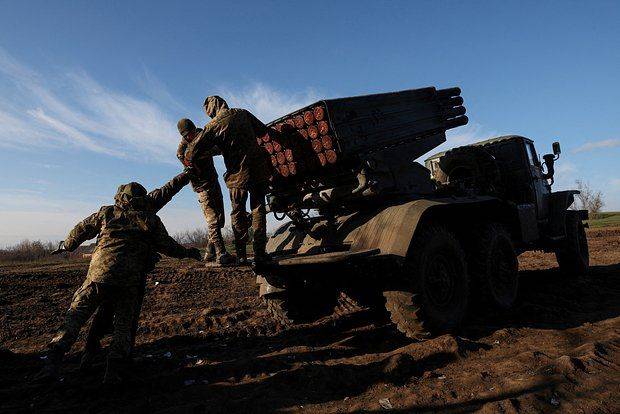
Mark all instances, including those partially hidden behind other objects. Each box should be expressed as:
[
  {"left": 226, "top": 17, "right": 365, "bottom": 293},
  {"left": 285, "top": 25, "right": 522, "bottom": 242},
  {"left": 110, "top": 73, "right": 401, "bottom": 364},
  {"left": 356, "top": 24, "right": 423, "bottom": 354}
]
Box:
[
  {"left": 555, "top": 212, "right": 589, "bottom": 278},
  {"left": 384, "top": 226, "right": 469, "bottom": 340},
  {"left": 263, "top": 278, "right": 337, "bottom": 328},
  {"left": 468, "top": 223, "right": 519, "bottom": 310}
]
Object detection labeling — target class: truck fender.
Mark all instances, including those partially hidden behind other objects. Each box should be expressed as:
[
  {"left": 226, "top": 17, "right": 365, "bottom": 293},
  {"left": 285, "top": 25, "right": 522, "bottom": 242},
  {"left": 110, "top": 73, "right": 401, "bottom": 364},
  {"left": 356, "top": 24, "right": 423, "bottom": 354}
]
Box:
[
  {"left": 344, "top": 196, "right": 498, "bottom": 257},
  {"left": 547, "top": 190, "right": 587, "bottom": 238}
]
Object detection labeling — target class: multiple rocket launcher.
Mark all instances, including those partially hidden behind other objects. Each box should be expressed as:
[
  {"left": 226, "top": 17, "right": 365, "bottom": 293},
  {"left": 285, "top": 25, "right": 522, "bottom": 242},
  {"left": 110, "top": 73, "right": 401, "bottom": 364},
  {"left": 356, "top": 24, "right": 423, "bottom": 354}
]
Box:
[
  {"left": 257, "top": 103, "right": 337, "bottom": 178},
  {"left": 257, "top": 86, "right": 468, "bottom": 208}
]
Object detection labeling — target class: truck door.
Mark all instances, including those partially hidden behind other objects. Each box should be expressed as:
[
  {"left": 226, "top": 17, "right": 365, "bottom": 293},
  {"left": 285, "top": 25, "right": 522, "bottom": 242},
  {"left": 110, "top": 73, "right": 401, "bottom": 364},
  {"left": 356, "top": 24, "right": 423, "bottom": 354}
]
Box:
[{"left": 525, "top": 142, "right": 550, "bottom": 220}]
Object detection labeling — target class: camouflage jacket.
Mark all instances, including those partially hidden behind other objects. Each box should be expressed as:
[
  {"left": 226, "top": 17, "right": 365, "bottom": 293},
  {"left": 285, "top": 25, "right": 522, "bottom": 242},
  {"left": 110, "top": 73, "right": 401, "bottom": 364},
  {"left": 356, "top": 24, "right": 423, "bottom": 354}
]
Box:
[
  {"left": 186, "top": 108, "right": 271, "bottom": 190},
  {"left": 63, "top": 174, "right": 191, "bottom": 286},
  {"left": 177, "top": 130, "right": 220, "bottom": 193}
]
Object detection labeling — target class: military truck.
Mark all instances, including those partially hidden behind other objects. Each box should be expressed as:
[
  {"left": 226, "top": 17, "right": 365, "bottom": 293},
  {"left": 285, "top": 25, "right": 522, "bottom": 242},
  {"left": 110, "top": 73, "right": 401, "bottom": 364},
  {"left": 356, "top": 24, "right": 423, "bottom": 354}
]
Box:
[{"left": 255, "top": 87, "right": 589, "bottom": 339}]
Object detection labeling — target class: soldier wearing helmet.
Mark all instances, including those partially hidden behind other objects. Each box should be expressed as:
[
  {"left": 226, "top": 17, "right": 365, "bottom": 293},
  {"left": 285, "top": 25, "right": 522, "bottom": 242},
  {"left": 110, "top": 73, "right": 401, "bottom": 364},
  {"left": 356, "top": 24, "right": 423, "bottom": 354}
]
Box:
[
  {"left": 36, "top": 178, "right": 201, "bottom": 384},
  {"left": 186, "top": 96, "right": 271, "bottom": 265},
  {"left": 177, "top": 118, "right": 234, "bottom": 265}
]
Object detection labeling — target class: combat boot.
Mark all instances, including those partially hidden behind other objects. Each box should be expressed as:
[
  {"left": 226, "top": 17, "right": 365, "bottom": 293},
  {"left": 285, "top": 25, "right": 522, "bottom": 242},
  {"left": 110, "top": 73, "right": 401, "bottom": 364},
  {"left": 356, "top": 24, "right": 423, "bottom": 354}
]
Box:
[
  {"left": 203, "top": 242, "right": 216, "bottom": 263},
  {"left": 235, "top": 242, "right": 249, "bottom": 266},
  {"left": 253, "top": 246, "right": 272, "bottom": 270},
  {"left": 103, "top": 357, "right": 126, "bottom": 385},
  {"left": 79, "top": 341, "right": 102, "bottom": 371},
  {"left": 216, "top": 251, "right": 235, "bottom": 266},
  {"left": 32, "top": 346, "right": 64, "bottom": 383}
]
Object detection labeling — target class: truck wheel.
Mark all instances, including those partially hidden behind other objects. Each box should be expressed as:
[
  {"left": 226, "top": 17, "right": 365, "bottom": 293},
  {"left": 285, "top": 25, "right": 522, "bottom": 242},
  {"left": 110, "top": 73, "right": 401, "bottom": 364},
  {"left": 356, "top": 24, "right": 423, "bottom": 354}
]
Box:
[
  {"left": 468, "top": 224, "right": 519, "bottom": 310},
  {"left": 333, "top": 291, "right": 363, "bottom": 317},
  {"left": 264, "top": 293, "right": 294, "bottom": 328},
  {"left": 555, "top": 212, "right": 589, "bottom": 278},
  {"left": 263, "top": 279, "right": 337, "bottom": 328},
  {"left": 384, "top": 226, "right": 469, "bottom": 340}
]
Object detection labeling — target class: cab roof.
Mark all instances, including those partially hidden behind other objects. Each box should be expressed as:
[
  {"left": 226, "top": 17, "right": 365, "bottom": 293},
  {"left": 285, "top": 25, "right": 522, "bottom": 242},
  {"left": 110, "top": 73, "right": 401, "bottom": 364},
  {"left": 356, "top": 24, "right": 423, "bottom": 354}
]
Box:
[{"left": 425, "top": 135, "right": 533, "bottom": 162}]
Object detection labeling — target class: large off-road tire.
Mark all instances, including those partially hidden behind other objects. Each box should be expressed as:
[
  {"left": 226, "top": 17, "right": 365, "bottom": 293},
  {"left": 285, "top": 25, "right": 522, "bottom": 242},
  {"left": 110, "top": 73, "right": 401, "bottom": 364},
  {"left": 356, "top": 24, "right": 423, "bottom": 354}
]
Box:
[
  {"left": 333, "top": 291, "right": 363, "bottom": 317},
  {"left": 263, "top": 279, "right": 337, "bottom": 328},
  {"left": 264, "top": 293, "right": 295, "bottom": 328},
  {"left": 555, "top": 212, "right": 589, "bottom": 278},
  {"left": 468, "top": 223, "right": 519, "bottom": 310},
  {"left": 384, "top": 226, "right": 469, "bottom": 340}
]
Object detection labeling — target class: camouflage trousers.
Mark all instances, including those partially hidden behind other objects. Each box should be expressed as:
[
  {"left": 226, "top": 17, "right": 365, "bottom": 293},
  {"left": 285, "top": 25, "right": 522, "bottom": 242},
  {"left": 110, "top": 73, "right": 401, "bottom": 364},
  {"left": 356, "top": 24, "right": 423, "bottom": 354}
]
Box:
[
  {"left": 84, "top": 278, "right": 146, "bottom": 355},
  {"left": 229, "top": 186, "right": 267, "bottom": 256},
  {"left": 49, "top": 280, "right": 139, "bottom": 360},
  {"left": 198, "top": 184, "right": 226, "bottom": 254}
]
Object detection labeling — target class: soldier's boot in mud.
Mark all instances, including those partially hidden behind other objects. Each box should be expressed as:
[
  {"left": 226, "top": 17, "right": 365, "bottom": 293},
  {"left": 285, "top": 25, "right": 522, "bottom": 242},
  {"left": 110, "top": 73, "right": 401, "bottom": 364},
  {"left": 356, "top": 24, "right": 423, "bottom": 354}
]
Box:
[
  {"left": 216, "top": 251, "right": 235, "bottom": 266},
  {"left": 235, "top": 242, "right": 249, "bottom": 266},
  {"left": 103, "top": 357, "right": 128, "bottom": 385},
  {"left": 203, "top": 242, "right": 216, "bottom": 263},
  {"left": 32, "top": 346, "right": 64, "bottom": 383},
  {"left": 79, "top": 341, "right": 102, "bottom": 371},
  {"left": 252, "top": 246, "right": 272, "bottom": 270}
]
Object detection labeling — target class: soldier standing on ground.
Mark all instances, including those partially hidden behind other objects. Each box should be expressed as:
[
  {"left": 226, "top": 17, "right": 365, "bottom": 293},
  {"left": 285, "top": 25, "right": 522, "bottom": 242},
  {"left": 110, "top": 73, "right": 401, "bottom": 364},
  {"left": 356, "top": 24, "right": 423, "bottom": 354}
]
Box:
[
  {"left": 80, "top": 171, "right": 195, "bottom": 369},
  {"left": 185, "top": 96, "right": 272, "bottom": 265},
  {"left": 36, "top": 181, "right": 202, "bottom": 384},
  {"left": 177, "top": 118, "right": 234, "bottom": 266}
]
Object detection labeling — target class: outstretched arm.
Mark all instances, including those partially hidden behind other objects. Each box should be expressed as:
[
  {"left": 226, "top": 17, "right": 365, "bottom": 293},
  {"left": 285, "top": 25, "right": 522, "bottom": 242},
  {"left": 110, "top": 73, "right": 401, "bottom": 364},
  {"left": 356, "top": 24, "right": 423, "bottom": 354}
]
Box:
[
  {"left": 146, "top": 171, "right": 190, "bottom": 213},
  {"left": 185, "top": 128, "right": 217, "bottom": 164},
  {"left": 63, "top": 210, "right": 103, "bottom": 251}
]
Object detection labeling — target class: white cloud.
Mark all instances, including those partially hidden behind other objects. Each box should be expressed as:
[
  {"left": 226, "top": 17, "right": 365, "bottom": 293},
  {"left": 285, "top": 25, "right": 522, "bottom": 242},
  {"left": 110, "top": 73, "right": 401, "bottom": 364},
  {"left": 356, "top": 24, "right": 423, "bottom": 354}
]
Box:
[
  {"left": 572, "top": 138, "right": 620, "bottom": 153},
  {"left": 0, "top": 48, "right": 179, "bottom": 163},
  {"left": 217, "top": 82, "right": 321, "bottom": 123},
  {"left": 415, "top": 123, "right": 495, "bottom": 162},
  {"left": 0, "top": 48, "right": 324, "bottom": 165}
]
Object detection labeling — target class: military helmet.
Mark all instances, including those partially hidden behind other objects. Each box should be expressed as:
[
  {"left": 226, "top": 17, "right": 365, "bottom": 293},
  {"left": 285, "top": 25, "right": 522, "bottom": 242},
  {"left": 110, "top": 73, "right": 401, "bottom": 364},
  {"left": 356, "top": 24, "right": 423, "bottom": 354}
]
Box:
[
  {"left": 114, "top": 182, "right": 148, "bottom": 210},
  {"left": 204, "top": 95, "right": 229, "bottom": 118},
  {"left": 177, "top": 118, "right": 196, "bottom": 137}
]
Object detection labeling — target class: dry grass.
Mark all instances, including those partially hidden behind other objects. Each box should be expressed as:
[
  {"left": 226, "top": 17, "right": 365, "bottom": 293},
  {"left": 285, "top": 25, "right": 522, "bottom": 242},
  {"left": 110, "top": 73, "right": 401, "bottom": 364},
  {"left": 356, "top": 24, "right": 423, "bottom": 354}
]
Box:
[{"left": 0, "top": 240, "right": 91, "bottom": 264}]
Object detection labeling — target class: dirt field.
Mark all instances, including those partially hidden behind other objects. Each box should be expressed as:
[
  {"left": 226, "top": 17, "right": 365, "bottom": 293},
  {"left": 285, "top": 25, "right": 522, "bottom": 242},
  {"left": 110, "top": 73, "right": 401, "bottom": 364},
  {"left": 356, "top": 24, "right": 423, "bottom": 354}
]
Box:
[{"left": 1, "top": 227, "right": 618, "bottom": 413}]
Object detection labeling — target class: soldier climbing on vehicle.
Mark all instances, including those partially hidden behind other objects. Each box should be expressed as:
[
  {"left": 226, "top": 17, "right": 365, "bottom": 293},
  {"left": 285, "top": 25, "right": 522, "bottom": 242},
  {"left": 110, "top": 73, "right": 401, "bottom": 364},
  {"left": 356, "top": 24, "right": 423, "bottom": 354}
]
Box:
[
  {"left": 177, "top": 118, "right": 234, "bottom": 266},
  {"left": 186, "top": 95, "right": 272, "bottom": 265}
]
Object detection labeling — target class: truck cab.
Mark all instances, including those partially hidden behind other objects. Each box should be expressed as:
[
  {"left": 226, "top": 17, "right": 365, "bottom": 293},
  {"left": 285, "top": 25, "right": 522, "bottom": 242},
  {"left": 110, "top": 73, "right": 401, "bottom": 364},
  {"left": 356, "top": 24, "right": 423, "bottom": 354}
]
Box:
[{"left": 425, "top": 135, "right": 580, "bottom": 246}]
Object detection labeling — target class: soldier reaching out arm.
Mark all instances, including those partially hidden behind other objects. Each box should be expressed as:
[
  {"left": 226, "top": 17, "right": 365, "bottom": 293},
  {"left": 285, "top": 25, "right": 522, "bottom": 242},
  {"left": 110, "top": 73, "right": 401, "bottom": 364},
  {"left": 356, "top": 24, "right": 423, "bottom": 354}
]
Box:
[
  {"left": 36, "top": 181, "right": 201, "bottom": 384},
  {"left": 186, "top": 96, "right": 272, "bottom": 265},
  {"left": 177, "top": 118, "right": 234, "bottom": 265},
  {"left": 79, "top": 171, "right": 193, "bottom": 369}
]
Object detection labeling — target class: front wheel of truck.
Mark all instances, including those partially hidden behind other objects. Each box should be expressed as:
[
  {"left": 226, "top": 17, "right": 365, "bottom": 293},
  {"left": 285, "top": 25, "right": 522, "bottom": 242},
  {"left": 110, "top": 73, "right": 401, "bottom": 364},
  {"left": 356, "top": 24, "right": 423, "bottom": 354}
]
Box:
[{"left": 384, "top": 226, "right": 469, "bottom": 340}]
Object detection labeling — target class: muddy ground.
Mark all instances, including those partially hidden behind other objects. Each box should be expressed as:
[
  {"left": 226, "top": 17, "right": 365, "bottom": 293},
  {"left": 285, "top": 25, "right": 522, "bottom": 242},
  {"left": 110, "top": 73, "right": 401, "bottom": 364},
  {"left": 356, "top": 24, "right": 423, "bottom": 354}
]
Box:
[{"left": 0, "top": 227, "right": 618, "bottom": 413}]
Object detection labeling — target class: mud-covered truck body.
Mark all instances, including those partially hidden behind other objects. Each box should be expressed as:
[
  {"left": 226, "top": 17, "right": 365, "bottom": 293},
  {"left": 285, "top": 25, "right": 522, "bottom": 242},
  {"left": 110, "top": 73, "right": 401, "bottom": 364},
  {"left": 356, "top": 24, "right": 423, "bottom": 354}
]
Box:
[{"left": 255, "top": 87, "right": 589, "bottom": 339}]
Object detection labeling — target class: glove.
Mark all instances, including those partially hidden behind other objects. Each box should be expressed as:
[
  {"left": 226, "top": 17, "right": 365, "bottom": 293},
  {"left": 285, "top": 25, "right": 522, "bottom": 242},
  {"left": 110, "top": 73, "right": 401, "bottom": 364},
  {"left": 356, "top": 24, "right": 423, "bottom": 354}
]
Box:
[
  {"left": 51, "top": 241, "right": 66, "bottom": 255},
  {"left": 183, "top": 165, "right": 198, "bottom": 180},
  {"left": 187, "top": 247, "right": 202, "bottom": 261}
]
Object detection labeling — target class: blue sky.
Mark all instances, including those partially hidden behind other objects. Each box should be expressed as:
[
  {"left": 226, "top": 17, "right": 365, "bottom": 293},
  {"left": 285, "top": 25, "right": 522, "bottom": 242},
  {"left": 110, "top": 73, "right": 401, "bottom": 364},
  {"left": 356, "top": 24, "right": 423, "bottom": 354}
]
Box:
[{"left": 0, "top": 1, "right": 619, "bottom": 245}]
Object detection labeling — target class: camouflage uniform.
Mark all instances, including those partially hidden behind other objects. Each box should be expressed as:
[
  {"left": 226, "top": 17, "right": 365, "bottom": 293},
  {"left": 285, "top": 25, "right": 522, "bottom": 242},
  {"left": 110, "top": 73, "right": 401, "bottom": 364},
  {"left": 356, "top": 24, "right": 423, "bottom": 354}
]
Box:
[
  {"left": 83, "top": 172, "right": 190, "bottom": 357},
  {"left": 177, "top": 119, "right": 228, "bottom": 257},
  {"left": 187, "top": 96, "right": 271, "bottom": 260},
  {"left": 45, "top": 180, "right": 198, "bottom": 379}
]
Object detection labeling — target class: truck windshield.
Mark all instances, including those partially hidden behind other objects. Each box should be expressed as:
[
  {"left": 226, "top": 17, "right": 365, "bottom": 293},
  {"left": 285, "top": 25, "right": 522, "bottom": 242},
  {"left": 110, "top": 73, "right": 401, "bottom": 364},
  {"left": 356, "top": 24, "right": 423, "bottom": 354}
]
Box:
[{"left": 526, "top": 143, "right": 539, "bottom": 166}]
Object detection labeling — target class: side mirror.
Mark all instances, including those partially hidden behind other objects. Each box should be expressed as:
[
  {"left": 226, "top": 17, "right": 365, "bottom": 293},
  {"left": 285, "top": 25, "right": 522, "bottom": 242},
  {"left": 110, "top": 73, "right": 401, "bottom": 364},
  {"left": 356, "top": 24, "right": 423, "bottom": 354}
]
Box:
[{"left": 552, "top": 141, "right": 561, "bottom": 156}]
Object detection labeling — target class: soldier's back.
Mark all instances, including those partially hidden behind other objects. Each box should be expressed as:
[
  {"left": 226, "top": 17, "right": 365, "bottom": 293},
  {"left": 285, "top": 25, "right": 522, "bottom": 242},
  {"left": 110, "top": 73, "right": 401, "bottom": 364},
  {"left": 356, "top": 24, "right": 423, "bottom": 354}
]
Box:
[{"left": 87, "top": 205, "right": 161, "bottom": 287}]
